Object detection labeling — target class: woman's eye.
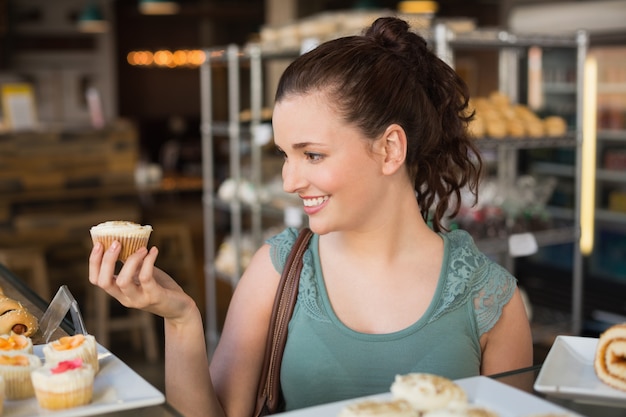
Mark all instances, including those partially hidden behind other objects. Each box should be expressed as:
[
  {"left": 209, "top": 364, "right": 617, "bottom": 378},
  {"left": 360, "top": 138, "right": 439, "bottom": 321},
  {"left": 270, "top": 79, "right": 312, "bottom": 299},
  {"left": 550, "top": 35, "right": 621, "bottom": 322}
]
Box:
[
  {"left": 305, "top": 152, "right": 324, "bottom": 162},
  {"left": 274, "top": 148, "right": 287, "bottom": 159}
]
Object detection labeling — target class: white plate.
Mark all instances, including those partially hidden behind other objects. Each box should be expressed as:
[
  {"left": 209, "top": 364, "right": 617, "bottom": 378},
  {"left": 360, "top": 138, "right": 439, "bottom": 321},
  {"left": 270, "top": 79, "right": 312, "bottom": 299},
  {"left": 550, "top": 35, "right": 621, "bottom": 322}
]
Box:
[
  {"left": 4, "top": 343, "right": 165, "bottom": 417},
  {"left": 534, "top": 335, "right": 626, "bottom": 406},
  {"left": 278, "top": 375, "right": 582, "bottom": 417}
]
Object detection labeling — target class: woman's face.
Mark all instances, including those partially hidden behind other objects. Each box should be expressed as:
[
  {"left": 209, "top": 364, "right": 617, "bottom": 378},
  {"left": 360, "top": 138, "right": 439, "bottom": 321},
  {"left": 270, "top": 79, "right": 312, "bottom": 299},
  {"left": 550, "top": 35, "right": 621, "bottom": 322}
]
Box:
[{"left": 272, "top": 91, "right": 388, "bottom": 235}]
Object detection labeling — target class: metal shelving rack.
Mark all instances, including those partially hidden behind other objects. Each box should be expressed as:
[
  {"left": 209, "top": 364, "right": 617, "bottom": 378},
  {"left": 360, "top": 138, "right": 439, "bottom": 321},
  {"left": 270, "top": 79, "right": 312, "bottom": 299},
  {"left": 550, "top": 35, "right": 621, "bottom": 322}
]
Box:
[
  {"left": 435, "top": 24, "right": 589, "bottom": 337},
  {"left": 200, "top": 25, "right": 589, "bottom": 354},
  {"left": 200, "top": 44, "right": 302, "bottom": 354}
]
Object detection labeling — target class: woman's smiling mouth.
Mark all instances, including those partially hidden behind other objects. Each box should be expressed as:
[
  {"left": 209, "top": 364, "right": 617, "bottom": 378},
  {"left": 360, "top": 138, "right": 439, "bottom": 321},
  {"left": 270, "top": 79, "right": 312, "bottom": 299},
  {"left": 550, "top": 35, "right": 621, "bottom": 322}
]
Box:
[{"left": 302, "top": 196, "right": 329, "bottom": 208}]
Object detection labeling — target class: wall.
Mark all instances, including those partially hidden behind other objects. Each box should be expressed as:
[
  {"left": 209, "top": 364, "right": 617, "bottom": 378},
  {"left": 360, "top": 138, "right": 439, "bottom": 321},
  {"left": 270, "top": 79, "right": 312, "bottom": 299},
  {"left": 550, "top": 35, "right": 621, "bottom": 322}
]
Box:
[{"left": 0, "top": 0, "right": 116, "bottom": 129}]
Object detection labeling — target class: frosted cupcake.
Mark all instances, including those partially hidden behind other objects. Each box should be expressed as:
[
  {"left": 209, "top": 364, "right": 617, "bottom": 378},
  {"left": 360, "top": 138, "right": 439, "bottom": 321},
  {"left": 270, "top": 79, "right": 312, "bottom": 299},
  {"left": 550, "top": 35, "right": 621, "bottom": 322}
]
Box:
[
  {"left": 0, "top": 375, "right": 4, "bottom": 415},
  {"left": 0, "top": 332, "right": 33, "bottom": 354},
  {"left": 31, "top": 357, "right": 95, "bottom": 410},
  {"left": 43, "top": 334, "right": 99, "bottom": 374},
  {"left": 90, "top": 221, "right": 153, "bottom": 261},
  {"left": 0, "top": 352, "right": 42, "bottom": 399}
]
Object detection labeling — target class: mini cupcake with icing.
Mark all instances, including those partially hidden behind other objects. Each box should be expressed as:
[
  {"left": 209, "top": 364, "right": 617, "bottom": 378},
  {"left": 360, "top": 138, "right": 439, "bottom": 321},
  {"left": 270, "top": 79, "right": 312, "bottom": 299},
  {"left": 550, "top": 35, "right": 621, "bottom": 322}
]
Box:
[
  {"left": 0, "top": 332, "right": 33, "bottom": 354},
  {"left": 43, "top": 334, "right": 99, "bottom": 374},
  {"left": 0, "top": 352, "right": 42, "bottom": 399},
  {"left": 31, "top": 357, "right": 95, "bottom": 410}
]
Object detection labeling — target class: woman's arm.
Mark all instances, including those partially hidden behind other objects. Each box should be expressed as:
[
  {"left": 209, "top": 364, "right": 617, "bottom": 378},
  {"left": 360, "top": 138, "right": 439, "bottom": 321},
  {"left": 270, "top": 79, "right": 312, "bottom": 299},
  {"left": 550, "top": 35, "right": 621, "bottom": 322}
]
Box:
[
  {"left": 90, "top": 241, "right": 218, "bottom": 416},
  {"left": 479, "top": 288, "right": 534, "bottom": 375},
  {"left": 89, "top": 240, "right": 279, "bottom": 417},
  {"left": 209, "top": 244, "right": 282, "bottom": 417}
]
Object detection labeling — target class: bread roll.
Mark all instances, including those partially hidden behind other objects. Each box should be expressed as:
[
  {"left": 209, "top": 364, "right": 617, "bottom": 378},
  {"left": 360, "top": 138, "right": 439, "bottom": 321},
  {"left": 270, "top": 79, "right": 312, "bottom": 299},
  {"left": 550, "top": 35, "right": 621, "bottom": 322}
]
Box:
[{"left": 0, "top": 297, "right": 39, "bottom": 337}]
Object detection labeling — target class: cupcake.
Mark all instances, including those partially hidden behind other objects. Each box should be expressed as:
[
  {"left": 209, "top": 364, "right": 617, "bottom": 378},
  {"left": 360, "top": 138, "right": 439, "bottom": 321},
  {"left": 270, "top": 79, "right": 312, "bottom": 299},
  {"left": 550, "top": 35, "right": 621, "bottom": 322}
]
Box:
[
  {"left": 31, "top": 357, "right": 95, "bottom": 410},
  {"left": 390, "top": 373, "right": 467, "bottom": 414},
  {"left": 0, "top": 332, "right": 33, "bottom": 354},
  {"left": 43, "top": 334, "right": 99, "bottom": 374},
  {"left": 338, "top": 399, "right": 418, "bottom": 417},
  {"left": 0, "top": 352, "right": 42, "bottom": 399},
  {"left": 90, "top": 221, "right": 153, "bottom": 261},
  {"left": 0, "top": 375, "right": 4, "bottom": 415}
]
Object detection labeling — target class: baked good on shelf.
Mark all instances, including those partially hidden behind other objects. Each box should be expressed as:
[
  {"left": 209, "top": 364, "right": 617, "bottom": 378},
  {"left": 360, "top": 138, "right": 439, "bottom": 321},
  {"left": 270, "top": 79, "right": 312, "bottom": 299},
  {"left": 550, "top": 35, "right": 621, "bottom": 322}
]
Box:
[
  {"left": 338, "top": 399, "right": 418, "bottom": 416},
  {"left": 543, "top": 116, "right": 567, "bottom": 137},
  {"left": 0, "top": 332, "right": 33, "bottom": 354},
  {"left": 594, "top": 323, "right": 626, "bottom": 392},
  {"left": 31, "top": 357, "right": 95, "bottom": 410},
  {"left": 43, "top": 334, "right": 99, "bottom": 374},
  {"left": 90, "top": 220, "right": 153, "bottom": 262},
  {"left": 0, "top": 352, "right": 42, "bottom": 399},
  {"left": 390, "top": 373, "right": 467, "bottom": 413},
  {"left": 0, "top": 296, "right": 39, "bottom": 337}
]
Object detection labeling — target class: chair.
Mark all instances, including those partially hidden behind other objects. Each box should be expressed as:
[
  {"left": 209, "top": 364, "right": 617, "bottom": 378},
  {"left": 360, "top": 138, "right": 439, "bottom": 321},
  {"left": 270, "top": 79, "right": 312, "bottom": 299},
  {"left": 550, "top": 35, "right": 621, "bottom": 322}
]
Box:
[
  {"left": 89, "top": 287, "right": 160, "bottom": 363},
  {"left": 0, "top": 247, "right": 51, "bottom": 301},
  {"left": 149, "top": 221, "right": 199, "bottom": 301}
]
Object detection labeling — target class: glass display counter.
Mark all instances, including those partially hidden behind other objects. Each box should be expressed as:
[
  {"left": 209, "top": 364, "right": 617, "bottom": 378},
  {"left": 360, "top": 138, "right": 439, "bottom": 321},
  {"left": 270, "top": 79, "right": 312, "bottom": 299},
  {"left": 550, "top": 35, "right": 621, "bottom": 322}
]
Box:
[{"left": 0, "top": 263, "right": 183, "bottom": 417}]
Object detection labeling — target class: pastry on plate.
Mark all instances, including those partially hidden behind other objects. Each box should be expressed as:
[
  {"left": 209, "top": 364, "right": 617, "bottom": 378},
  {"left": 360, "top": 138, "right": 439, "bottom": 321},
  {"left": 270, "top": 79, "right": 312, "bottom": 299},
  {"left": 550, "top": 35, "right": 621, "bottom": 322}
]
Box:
[
  {"left": 594, "top": 322, "right": 626, "bottom": 392},
  {"left": 0, "top": 332, "right": 33, "bottom": 354},
  {"left": 43, "top": 334, "right": 99, "bottom": 374},
  {"left": 338, "top": 399, "right": 418, "bottom": 416},
  {"left": 31, "top": 357, "right": 95, "bottom": 410},
  {"left": 390, "top": 373, "right": 467, "bottom": 413},
  {"left": 0, "top": 296, "right": 39, "bottom": 337},
  {"left": 422, "top": 405, "right": 500, "bottom": 416},
  {"left": 0, "top": 352, "right": 42, "bottom": 399},
  {"left": 90, "top": 220, "right": 153, "bottom": 262}
]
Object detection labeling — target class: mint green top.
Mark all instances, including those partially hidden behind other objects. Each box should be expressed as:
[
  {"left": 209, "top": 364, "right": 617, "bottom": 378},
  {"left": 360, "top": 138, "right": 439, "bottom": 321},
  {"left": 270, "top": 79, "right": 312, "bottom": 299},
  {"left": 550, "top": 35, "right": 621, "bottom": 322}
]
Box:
[{"left": 266, "top": 228, "right": 517, "bottom": 411}]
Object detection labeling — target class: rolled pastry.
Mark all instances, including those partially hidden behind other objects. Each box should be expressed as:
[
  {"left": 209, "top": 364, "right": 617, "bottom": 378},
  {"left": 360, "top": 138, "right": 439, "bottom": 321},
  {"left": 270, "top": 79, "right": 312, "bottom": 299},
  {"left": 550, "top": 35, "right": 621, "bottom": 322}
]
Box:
[
  {"left": 594, "top": 323, "right": 626, "bottom": 392},
  {"left": 0, "top": 297, "right": 39, "bottom": 337}
]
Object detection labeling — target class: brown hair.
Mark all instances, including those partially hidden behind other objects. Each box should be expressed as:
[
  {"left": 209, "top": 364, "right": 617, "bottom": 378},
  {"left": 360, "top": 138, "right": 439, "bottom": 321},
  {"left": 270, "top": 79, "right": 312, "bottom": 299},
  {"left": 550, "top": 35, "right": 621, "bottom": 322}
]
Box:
[{"left": 275, "top": 17, "right": 482, "bottom": 232}]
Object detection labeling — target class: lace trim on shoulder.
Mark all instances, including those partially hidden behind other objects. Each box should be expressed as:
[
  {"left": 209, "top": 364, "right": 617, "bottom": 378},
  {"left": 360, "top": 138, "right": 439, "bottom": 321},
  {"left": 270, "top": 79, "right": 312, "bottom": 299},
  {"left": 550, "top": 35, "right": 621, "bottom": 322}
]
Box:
[
  {"left": 430, "top": 230, "right": 516, "bottom": 336},
  {"left": 266, "top": 228, "right": 330, "bottom": 323}
]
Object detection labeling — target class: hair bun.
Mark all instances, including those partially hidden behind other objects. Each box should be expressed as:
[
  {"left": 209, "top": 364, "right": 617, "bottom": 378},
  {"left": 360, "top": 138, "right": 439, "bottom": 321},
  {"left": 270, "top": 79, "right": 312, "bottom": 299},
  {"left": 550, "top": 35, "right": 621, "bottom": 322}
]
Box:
[{"left": 366, "top": 17, "right": 428, "bottom": 58}]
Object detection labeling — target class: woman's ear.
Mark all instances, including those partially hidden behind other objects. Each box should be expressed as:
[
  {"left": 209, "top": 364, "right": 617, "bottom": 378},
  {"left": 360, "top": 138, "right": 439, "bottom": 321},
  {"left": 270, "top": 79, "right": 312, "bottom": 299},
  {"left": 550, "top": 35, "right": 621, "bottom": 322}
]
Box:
[{"left": 380, "top": 124, "right": 407, "bottom": 176}]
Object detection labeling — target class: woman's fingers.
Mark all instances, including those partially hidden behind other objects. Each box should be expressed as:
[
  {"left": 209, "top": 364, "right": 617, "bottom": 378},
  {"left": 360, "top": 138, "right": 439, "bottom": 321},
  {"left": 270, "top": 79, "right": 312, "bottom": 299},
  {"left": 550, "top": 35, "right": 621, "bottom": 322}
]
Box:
[
  {"left": 115, "top": 246, "right": 148, "bottom": 287},
  {"left": 88, "top": 242, "right": 104, "bottom": 285}
]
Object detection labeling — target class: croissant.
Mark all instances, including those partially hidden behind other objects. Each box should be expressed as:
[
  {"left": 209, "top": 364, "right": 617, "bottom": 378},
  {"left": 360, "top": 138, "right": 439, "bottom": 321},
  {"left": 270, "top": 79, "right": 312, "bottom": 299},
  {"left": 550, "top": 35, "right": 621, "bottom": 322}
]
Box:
[
  {"left": 594, "top": 323, "right": 626, "bottom": 392},
  {"left": 0, "top": 296, "right": 39, "bottom": 337}
]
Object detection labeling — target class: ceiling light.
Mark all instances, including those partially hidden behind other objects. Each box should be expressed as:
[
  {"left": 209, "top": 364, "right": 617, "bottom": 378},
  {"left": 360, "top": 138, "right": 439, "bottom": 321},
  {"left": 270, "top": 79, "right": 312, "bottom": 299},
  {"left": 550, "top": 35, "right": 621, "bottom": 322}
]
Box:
[
  {"left": 77, "top": 0, "right": 108, "bottom": 33},
  {"left": 139, "top": 0, "right": 180, "bottom": 15}
]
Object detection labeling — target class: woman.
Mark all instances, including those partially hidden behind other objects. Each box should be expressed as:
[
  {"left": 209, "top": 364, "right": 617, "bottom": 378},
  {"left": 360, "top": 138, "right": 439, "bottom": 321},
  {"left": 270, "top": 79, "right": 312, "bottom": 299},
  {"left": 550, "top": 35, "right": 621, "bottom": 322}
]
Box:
[{"left": 89, "top": 17, "right": 532, "bottom": 417}]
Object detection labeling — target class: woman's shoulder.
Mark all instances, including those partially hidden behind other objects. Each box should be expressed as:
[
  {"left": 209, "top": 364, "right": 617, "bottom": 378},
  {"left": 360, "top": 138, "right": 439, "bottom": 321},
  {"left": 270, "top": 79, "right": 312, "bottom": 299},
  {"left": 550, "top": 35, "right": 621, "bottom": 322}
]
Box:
[
  {"left": 265, "top": 227, "right": 312, "bottom": 272},
  {"left": 438, "top": 229, "right": 517, "bottom": 335},
  {"left": 444, "top": 229, "right": 511, "bottom": 277}
]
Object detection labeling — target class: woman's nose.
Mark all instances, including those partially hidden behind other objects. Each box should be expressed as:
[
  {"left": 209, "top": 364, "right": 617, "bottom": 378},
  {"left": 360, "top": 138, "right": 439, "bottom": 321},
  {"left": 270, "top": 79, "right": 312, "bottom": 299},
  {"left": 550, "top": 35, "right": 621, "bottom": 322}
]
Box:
[{"left": 282, "top": 161, "right": 303, "bottom": 194}]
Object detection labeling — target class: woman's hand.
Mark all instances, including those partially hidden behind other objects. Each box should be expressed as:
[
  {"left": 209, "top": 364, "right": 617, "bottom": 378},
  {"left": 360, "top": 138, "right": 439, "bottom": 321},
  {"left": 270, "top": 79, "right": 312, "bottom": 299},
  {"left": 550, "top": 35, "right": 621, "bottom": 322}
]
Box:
[{"left": 88, "top": 241, "right": 195, "bottom": 325}]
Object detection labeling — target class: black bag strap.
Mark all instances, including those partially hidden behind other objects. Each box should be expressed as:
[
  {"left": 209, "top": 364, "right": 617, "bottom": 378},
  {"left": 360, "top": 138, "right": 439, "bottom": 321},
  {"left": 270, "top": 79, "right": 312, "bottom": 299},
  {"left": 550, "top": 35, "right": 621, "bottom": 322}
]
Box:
[{"left": 254, "top": 227, "right": 313, "bottom": 416}]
